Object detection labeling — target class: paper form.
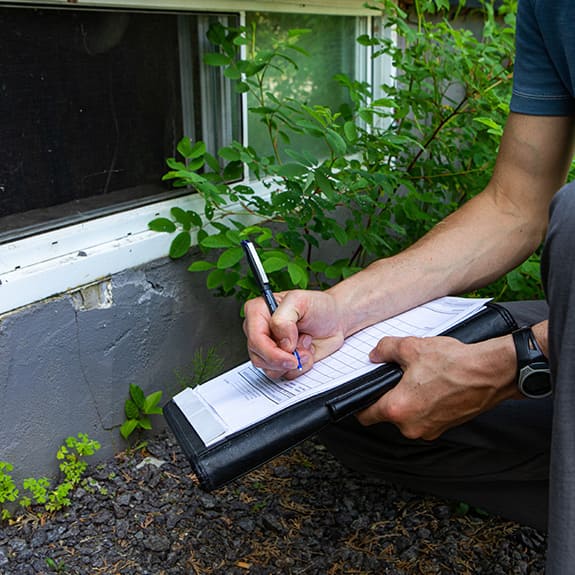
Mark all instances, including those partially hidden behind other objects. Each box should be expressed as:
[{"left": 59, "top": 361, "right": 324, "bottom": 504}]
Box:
[{"left": 173, "top": 296, "right": 490, "bottom": 446}]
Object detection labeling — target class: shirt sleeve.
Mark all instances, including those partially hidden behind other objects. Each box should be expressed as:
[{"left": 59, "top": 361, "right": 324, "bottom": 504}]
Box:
[{"left": 510, "top": 0, "right": 575, "bottom": 116}]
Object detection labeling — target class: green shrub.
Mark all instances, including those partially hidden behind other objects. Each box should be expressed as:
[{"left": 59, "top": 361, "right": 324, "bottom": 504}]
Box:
[{"left": 152, "top": 0, "right": 546, "bottom": 302}]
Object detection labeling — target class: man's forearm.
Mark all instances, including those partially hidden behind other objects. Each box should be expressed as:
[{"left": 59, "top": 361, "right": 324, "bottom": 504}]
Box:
[
  {"left": 328, "top": 186, "right": 544, "bottom": 338},
  {"left": 328, "top": 112, "right": 575, "bottom": 338}
]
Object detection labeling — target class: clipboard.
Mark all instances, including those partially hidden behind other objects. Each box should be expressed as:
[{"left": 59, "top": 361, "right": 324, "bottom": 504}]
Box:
[{"left": 164, "top": 301, "right": 517, "bottom": 491}]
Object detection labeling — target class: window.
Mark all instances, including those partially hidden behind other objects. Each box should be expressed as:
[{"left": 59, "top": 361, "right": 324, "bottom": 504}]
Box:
[
  {"left": 0, "top": 1, "right": 382, "bottom": 315},
  {"left": 0, "top": 7, "right": 240, "bottom": 242},
  {"left": 245, "top": 12, "right": 365, "bottom": 160}
]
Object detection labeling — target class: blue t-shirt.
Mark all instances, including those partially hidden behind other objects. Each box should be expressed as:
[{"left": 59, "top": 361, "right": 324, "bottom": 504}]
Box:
[{"left": 510, "top": 0, "right": 575, "bottom": 116}]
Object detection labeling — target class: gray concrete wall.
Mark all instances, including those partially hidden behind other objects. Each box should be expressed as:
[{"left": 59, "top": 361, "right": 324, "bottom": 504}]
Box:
[{"left": 0, "top": 252, "right": 246, "bottom": 487}]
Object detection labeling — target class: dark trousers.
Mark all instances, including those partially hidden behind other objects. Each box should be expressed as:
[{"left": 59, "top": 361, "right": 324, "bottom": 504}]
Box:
[{"left": 542, "top": 182, "right": 575, "bottom": 574}]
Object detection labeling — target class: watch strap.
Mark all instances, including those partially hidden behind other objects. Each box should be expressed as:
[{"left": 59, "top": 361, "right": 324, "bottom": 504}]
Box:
[
  {"left": 512, "top": 326, "right": 551, "bottom": 398},
  {"left": 512, "top": 326, "right": 546, "bottom": 368}
]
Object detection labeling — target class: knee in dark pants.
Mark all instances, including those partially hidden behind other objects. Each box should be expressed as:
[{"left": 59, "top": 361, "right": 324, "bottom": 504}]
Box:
[
  {"left": 548, "top": 182, "right": 575, "bottom": 233},
  {"left": 542, "top": 181, "right": 575, "bottom": 292}
]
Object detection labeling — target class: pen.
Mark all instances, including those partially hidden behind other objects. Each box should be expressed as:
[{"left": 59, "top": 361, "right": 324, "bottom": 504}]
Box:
[{"left": 241, "top": 239, "right": 303, "bottom": 370}]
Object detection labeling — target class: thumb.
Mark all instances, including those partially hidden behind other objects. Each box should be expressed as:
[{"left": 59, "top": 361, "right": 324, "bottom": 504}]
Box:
[{"left": 369, "top": 336, "right": 408, "bottom": 366}]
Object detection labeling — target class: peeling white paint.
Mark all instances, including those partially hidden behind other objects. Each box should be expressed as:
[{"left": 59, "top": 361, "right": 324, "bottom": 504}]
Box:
[{"left": 70, "top": 279, "right": 113, "bottom": 311}]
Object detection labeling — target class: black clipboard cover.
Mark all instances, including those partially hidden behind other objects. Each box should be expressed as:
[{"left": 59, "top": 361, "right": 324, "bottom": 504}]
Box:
[{"left": 164, "top": 302, "right": 517, "bottom": 491}]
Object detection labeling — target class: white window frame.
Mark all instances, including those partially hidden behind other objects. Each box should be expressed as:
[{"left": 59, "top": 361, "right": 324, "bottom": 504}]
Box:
[{"left": 0, "top": 0, "right": 384, "bottom": 316}]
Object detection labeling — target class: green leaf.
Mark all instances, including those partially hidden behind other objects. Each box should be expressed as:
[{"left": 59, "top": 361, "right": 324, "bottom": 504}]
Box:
[
  {"left": 263, "top": 257, "right": 288, "bottom": 274},
  {"left": 188, "top": 260, "right": 216, "bottom": 272},
  {"left": 176, "top": 138, "right": 193, "bottom": 158},
  {"left": 294, "top": 120, "right": 324, "bottom": 137},
  {"left": 129, "top": 384, "right": 146, "bottom": 410},
  {"left": 262, "top": 250, "right": 289, "bottom": 262},
  {"left": 201, "top": 234, "right": 235, "bottom": 248},
  {"left": 224, "top": 66, "right": 241, "bottom": 80},
  {"left": 356, "top": 34, "right": 380, "bottom": 46},
  {"left": 235, "top": 81, "right": 250, "bottom": 93},
  {"left": 188, "top": 210, "right": 203, "bottom": 227},
  {"left": 148, "top": 218, "right": 176, "bottom": 233},
  {"left": 325, "top": 129, "right": 347, "bottom": 156},
  {"left": 325, "top": 265, "right": 343, "bottom": 280},
  {"left": 203, "top": 52, "right": 231, "bottom": 66},
  {"left": 310, "top": 261, "right": 328, "bottom": 273},
  {"left": 473, "top": 117, "right": 503, "bottom": 136},
  {"left": 143, "top": 391, "right": 163, "bottom": 414},
  {"left": 284, "top": 148, "right": 318, "bottom": 167},
  {"left": 343, "top": 121, "right": 358, "bottom": 143},
  {"left": 341, "top": 266, "right": 361, "bottom": 279},
  {"left": 238, "top": 61, "right": 267, "bottom": 76},
  {"left": 166, "top": 157, "right": 187, "bottom": 171},
  {"left": 207, "top": 269, "right": 226, "bottom": 289},
  {"left": 315, "top": 170, "right": 335, "bottom": 198},
  {"left": 287, "top": 262, "right": 308, "bottom": 288},
  {"left": 205, "top": 153, "right": 220, "bottom": 172},
  {"left": 255, "top": 228, "right": 274, "bottom": 243},
  {"left": 120, "top": 419, "right": 139, "bottom": 440},
  {"left": 124, "top": 399, "right": 140, "bottom": 420},
  {"left": 222, "top": 271, "right": 240, "bottom": 292},
  {"left": 276, "top": 163, "right": 308, "bottom": 178},
  {"left": 137, "top": 417, "right": 153, "bottom": 431},
  {"left": 332, "top": 226, "right": 348, "bottom": 246},
  {"left": 188, "top": 141, "right": 207, "bottom": 159},
  {"left": 170, "top": 207, "right": 190, "bottom": 227},
  {"left": 169, "top": 232, "right": 192, "bottom": 259},
  {"left": 218, "top": 147, "right": 241, "bottom": 162},
  {"left": 217, "top": 247, "right": 244, "bottom": 269}
]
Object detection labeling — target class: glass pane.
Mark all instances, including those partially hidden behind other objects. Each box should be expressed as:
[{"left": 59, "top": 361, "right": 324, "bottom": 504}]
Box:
[{"left": 245, "top": 13, "right": 358, "bottom": 161}]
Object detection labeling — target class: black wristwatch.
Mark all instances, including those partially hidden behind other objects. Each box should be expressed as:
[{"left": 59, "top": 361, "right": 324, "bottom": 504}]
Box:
[{"left": 512, "top": 326, "right": 552, "bottom": 399}]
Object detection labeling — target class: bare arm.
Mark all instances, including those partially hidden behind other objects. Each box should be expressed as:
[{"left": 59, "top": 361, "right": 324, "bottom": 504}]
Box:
[
  {"left": 353, "top": 115, "right": 575, "bottom": 437},
  {"left": 244, "top": 113, "right": 575, "bottom": 380},
  {"left": 329, "top": 112, "right": 575, "bottom": 338}
]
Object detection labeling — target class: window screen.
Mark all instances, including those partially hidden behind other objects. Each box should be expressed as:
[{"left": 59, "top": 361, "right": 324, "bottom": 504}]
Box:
[{"left": 0, "top": 7, "right": 239, "bottom": 241}]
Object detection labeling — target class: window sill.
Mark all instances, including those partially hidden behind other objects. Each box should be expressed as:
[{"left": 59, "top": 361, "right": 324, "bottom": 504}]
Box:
[
  {"left": 0, "top": 181, "right": 269, "bottom": 316},
  {"left": 0, "top": 194, "right": 202, "bottom": 316}
]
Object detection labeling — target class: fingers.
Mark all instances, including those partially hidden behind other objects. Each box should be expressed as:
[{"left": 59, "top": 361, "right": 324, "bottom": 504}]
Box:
[
  {"left": 355, "top": 389, "right": 444, "bottom": 440},
  {"left": 243, "top": 293, "right": 313, "bottom": 378},
  {"left": 356, "top": 336, "right": 476, "bottom": 440},
  {"left": 356, "top": 382, "right": 456, "bottom": 440},
  {"left": 357, "top": 336, "right": 416, "bottom": 428},
  {"left": 248, "top": 332, "right": 315, "bottom": 380},
  {"left": 243, "top": 316, "right": 299, "bottom": 372},
  {"left": 243, "top": 288, "right": 344, "bottom": 379}
]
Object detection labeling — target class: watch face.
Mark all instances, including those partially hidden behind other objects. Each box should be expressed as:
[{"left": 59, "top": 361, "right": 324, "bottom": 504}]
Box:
[{"left": 520, "top": 363, "right": 552, "bottom": 398}]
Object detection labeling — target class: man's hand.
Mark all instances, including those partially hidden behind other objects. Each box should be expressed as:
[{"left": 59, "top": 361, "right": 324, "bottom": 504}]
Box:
[
  {"left": 356, "top": 334, "right": 520, "bottom": 440},
  {"left": 242, "top": 289, "right": 347, "bottom": 380}
]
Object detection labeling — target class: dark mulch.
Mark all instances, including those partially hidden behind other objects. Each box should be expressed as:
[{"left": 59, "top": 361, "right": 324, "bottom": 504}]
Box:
[{"left": 0, "top": 432, "right": 547, "bottom": 575}]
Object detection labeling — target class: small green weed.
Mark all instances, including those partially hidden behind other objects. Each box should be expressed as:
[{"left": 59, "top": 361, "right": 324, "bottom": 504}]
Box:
[
  {"left": 120, "top": 383, "right": 163, "bottom": 442},
  {"left": 175, "top": 346, "right": 224, "bottom": 389},
  {"left": 1, "top": 433, "right": 101, "bottom": 521},
  {"left": 46, "top": 557, "right": 67, "bottom": 574},
  {"left": 0, "top": 461, "right": 19, "bottom": 520}
]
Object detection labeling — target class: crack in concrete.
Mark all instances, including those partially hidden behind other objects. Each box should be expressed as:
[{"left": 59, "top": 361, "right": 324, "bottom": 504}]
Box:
[{"left": 72, "top": 300, "right": 111, "bottom": 431}]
